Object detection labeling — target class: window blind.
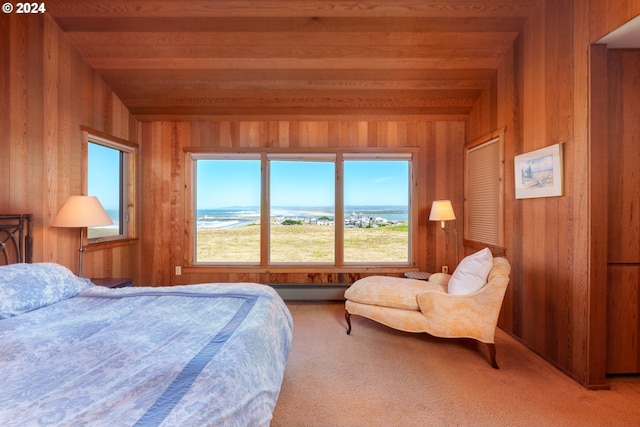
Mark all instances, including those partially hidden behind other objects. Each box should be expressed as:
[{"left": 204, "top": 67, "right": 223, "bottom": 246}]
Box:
[{"left": 467, "top": 137, "right": 500, "bottom": 245}]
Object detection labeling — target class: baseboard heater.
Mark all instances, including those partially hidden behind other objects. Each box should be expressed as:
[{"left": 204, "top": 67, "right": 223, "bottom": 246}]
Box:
[{"left": 271, "top": 284, "right": 349, "bottom": 301}]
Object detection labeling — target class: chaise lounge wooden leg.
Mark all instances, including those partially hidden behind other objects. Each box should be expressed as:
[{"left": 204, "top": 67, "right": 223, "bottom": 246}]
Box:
[
  {"left": 487, "top": 343, "right": 499, "bottom": 369},
  {"left": 345, "top": 311, "right": 352, "bottom": 335}
]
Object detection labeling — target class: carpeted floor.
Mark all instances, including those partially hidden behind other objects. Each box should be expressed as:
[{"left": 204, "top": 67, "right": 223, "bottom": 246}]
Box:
[{"left": 271, "top": 302, "right": 640, "bottom": 427}]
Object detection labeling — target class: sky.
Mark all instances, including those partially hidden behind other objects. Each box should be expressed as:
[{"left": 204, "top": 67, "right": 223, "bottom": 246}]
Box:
[
  {"left": 88, "top": 150, "right": 410, "bottom": 211},
  {"left": 195, "top": 159, "right": 409, "bottom": 209},
  {"left": 87, "top": 143, "right": 121, "bottom": 210}
]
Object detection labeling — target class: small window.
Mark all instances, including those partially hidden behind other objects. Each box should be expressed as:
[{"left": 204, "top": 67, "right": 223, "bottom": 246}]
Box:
[
  {"left": 464, "top": 131, "right": 504, "bottom": 247},
  {"left": 87, "top": 134, "right": 132, "bottom": 241}
]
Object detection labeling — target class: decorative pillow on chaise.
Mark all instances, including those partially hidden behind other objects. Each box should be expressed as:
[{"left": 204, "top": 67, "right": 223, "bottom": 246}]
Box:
[
  {"left": 447, "top": 247, "right": 493, "bottom": 295},
  {"left": 0, "top": 263, "right": 92, "bottom": 319}
]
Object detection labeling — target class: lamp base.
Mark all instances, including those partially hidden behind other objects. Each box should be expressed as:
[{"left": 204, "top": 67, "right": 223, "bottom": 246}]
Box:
[{"left": 78, "top": 228, "right": 85, "bottom": 277}]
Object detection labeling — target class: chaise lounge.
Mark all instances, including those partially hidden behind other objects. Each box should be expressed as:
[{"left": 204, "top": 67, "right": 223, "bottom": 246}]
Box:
[{"left": 344, "top": 248, "right": 511, "bottom": 368}]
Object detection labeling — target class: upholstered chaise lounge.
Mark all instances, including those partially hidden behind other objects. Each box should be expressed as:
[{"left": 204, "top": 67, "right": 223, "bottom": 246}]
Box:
[{"left": 344, "top": 248, "right": 511, "bottom": 368}]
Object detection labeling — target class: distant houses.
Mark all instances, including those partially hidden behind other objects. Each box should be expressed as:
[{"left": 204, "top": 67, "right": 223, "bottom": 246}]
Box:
[
  {"left": 344, "top": 213, "right": 391, "bottom": 228},
  {"left": 273, "top": 212, "right": 398, "bottom": 228}
]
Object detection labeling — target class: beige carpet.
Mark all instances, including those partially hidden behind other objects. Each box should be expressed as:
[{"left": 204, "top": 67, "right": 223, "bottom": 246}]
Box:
[{"left": 271, "top": 302, "right": 640, "bottom": 427}]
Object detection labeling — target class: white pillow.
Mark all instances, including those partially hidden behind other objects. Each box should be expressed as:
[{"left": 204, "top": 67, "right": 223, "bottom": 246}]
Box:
[
  {"left": 447, "top": 248, "right": 493, "bottom": 295},
  {"left": 0, "top": 263, "right": 92, "bottom": 319}
]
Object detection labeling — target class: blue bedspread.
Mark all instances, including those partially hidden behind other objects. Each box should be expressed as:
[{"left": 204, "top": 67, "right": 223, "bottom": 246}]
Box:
[{"left": 0, "top": 282, "right": 293, "bottom": 427}]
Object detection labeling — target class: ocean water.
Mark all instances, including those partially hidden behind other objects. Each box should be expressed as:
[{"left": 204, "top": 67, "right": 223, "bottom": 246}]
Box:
[
  {"left": 198, "top": 208, "right": 261, "bottom": 229},
  {"left": 90, "top": 208, "right": 120, "bottom": 231},
  {"left": 197, "top": 206, "right": 408, "bottom": 229}
]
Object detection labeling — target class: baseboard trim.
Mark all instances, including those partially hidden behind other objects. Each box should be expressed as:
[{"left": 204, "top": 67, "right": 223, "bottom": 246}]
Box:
[{"left": 272, "top": 284, "right": 349, "bottom": 301}]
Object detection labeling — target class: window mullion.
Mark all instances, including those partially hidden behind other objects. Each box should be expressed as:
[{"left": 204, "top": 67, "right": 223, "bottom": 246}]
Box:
[
  {"left": 261, "top": 153, "right": 270, "bottom": 267},
  {"left": 335, "top": 154, "right": 344, "bottom": 267}
]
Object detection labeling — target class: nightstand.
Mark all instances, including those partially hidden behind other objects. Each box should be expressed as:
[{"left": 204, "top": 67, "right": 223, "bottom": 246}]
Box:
[{"left": 91, "top": 278, "right": 134, "bottom": 288}]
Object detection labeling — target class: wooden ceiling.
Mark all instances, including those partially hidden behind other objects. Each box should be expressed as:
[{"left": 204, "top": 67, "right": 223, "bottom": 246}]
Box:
[{"left": 47, "top": 1, "right": 537, "bottom": 121}]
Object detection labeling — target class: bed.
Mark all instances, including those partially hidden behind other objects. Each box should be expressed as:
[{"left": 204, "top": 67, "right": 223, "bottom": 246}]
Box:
[{"left": 0, "top": 216, "right": 293, "bottom": 427}]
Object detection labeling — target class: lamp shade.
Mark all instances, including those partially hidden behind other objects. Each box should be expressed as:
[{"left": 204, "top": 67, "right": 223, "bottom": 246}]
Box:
[
  {"left": 429, "top": 200, "right": 456, "bottom": 221},
  {"left": 51, "top": 196, "right": 113, "bottom": 228}
]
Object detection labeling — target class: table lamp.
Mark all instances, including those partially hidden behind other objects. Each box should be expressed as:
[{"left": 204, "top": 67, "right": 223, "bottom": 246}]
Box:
[{"left": 51, "top": 195, "right": 112, "bottom": 276}]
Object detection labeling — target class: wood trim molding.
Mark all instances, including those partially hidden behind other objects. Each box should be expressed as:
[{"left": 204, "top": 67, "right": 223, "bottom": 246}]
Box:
[
  {"left": 466, "top": 127, "right": 506, "bottom": 150},
  {"left": 184, "top": 146, "right": 420, "bottom": 155},
  {"left": 84, "top": 238, "right": 138, "bottom": 252},
  {"left": 80, "top": 126, "right": 139, "bottom": 149},
  {"left": 462, "top": 239, "right": 506, "bottom": 257}
]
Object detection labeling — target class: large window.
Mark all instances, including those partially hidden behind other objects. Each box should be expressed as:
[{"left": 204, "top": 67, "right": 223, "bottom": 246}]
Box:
[
  {"left": 343, "top": 156, "right": 410, "bottom": 263},
  {"left": 269, "top": 155, "right": 335, "bottom": 263},
  {"left": 87, "top": 135, "right": 132, "bottom": 241},
  {"left": 196, "top": 156, "right": 261, "bottom": 263},
  {"left": 192, "top": 151, "right": 413, "bottom": 266}
]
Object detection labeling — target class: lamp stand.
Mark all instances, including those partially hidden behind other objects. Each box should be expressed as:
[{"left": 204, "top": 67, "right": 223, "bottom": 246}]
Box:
[
  {"left": 78, "top": 228, "right": 85, "bottom": 277},
  {"left": 440, "top": 225, "right": 459, "bottom": 265}
]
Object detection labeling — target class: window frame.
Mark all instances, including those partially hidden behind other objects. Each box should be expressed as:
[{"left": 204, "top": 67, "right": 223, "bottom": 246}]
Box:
[
  {"left": 267, "top": 153, "right": 337, "bottom": 265},
  {"left": 83, "top": 128, "right": 136, "bottom": 246},
  {"left": 192, "top": 153, "right": 262, "bottom": 265},
  {"left": 342, "top": 153, "right": 413, "bottom": 265},
  {"left": 185, "top": 147, "right": 418, "bottom": 272}
]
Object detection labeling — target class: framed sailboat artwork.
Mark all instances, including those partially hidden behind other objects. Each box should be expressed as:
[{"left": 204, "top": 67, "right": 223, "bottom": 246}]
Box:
[{"left": 514, "top": 143, "right": 564, "bottom": 199}]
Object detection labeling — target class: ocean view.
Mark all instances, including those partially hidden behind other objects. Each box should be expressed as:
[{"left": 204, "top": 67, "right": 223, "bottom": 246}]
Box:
[
  {"left": 86, "top": 208, "right": 120, "bottom": 238},
  {"left": 197, "top": 206, "right": 408, "bottom": 229}
]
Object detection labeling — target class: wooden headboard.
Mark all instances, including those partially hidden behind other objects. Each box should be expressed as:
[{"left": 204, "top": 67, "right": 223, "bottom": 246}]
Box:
[{"left": 0, "top": 214, "right": 33, "bottom": 265}]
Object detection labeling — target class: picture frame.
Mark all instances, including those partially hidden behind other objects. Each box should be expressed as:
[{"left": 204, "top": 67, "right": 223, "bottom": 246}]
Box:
[{"left": 514, "top": 142, "right": 564, "bottom": 199}]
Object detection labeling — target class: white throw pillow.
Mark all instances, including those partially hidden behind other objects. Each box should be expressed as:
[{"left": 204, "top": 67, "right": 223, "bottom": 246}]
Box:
[{"left": 447, "top": 247, "right": 493, "bottom": 295}]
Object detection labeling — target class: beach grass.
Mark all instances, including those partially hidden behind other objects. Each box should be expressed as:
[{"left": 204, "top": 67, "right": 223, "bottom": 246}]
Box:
[{"left": 197, "top": 223, "right": 408, "bottom": 263}]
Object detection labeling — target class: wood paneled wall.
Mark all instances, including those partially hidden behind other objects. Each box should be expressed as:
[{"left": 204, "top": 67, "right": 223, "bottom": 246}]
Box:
[
  {"left": 0, "top": 14, "right": 139, "bottom": 280},
  {"left": 138, "top": 119, "right": 465, "bottom": 287},
  {"left": 467, "top": 0, "right": 640, "bottom": 388}
]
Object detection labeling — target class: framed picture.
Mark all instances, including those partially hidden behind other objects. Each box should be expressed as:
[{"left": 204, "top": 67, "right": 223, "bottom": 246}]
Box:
[{"left": 514, "top": 143, "right": 564, "bottom": 199}]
